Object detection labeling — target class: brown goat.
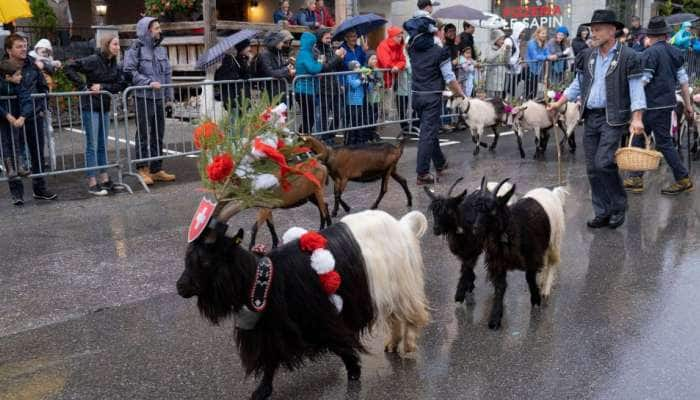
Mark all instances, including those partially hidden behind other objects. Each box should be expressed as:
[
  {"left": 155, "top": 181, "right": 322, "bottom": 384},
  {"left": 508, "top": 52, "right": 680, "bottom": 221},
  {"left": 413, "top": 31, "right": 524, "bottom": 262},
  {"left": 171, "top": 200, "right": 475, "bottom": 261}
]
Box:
[
  {"left": 303, "top": 136, "right": 412, "bottom": 217},
  {"left": 249, "top": 163, "right": 331, "bottom": 249}
]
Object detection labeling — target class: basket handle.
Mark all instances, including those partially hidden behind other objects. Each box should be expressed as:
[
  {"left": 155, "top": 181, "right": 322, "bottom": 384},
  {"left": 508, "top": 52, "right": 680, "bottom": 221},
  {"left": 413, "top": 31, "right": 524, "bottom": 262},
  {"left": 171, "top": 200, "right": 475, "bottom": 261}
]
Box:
[{"left": 627, "top": 131, "right": 651, "bottom": 150}]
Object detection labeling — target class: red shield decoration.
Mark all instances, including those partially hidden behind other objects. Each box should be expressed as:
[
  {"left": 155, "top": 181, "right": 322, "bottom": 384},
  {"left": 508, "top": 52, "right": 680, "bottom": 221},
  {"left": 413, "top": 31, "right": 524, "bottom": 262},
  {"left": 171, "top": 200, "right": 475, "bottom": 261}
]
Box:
[{"left": 188, "top": 197, "right": 217, "bottom": 243}]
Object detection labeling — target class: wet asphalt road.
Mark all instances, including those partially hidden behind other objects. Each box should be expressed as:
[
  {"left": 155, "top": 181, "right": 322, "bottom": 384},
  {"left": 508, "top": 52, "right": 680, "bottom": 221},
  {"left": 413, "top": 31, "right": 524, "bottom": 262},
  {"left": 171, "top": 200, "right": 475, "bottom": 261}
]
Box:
[{"left": 1, "top": 127, "right": 700, "bottom": 400}]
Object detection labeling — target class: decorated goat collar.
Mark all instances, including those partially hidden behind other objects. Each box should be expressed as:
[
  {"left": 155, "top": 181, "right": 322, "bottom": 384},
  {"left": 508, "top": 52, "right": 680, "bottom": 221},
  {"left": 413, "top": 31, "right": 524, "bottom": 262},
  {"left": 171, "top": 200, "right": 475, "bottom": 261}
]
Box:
[{"left": 231, "top": 255, "right": 274, "bottom": 331}]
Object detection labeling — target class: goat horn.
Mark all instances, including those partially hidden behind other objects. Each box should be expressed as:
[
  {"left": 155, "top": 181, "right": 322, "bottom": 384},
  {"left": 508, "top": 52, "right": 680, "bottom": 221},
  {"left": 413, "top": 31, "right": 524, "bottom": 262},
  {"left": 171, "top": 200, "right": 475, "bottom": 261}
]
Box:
[
  {"left": 447, "top": 177, "right": 464, "bottom": 197},
  {"left": 493, "top": 178, "right": 511, "bottom": 199},
  {"left": 479, "top": 176, "right": 486, "bottom": 192},
  {"left": 215, "top": 200, "right": 245, "bottom": 222},
  {"left": 423, "top": 185, "right": 437, "bottom": 200}
]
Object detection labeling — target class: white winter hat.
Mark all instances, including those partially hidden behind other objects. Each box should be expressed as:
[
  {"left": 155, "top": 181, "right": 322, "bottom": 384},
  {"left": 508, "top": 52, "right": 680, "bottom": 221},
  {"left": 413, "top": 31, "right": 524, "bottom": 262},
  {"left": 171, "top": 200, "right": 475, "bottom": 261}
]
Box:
[{"left": 34, "top": 38, "right": 53, "bottom": 52}]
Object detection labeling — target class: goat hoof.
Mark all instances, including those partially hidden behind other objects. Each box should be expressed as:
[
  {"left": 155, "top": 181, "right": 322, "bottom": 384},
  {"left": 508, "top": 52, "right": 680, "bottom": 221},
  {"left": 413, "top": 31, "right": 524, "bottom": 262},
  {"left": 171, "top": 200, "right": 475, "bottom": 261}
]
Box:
[
  {"left": 473, "top": 147, "right": 480, "bottom": 156},
  {"left": 531, "top": 295, "right": 541, "bottom": 307},
  {"left": 454, "top": 291, "right": 466, "bottom": 303},
  {"left": 250, "top": 384, "right": 273, "bottom": 400},
  {"left": 488, "top": 320, "right": 502, "bottom": 330},
  {"left": 331, "top": 211, "right": 339, "bottom": 218},
  {"left": 488, "top": 145, "right": 496, "bottom": 152},
  {"left": 541, "top": 294, "right": 550, "bottom": 306},
  {"left": 520, "top": 151, "right": 525, "bottom": 159},
  {"left": 347, "top": 366, "right": 361, "bottom": 381}
]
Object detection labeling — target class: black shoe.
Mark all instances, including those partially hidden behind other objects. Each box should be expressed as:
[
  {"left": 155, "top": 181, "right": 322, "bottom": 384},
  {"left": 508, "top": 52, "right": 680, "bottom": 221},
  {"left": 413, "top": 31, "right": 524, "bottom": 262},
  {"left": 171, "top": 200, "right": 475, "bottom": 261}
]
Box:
[
  {"left": 587, "top": 215, "right": 610, "bottom": 229},
  {"left": 11, "top": 196, "right": 24, "bottom": 206},
  {"left": 436, "top": 161, "right": 449, "bottom": 176},
  {"left": 88, "top": 185, "right": 108, "bottom": 196},
  {"left": 608, "top": 212, "right": 626, "bottom": 229},
  {"left": 100, "top": 179, "right": 115, "bottom": 192},
  {"left": 33, "top": 189, "right": 57, "bottom": 201},
  {"left": 416, "top": 173, "right": 435, "bottom": 185}
]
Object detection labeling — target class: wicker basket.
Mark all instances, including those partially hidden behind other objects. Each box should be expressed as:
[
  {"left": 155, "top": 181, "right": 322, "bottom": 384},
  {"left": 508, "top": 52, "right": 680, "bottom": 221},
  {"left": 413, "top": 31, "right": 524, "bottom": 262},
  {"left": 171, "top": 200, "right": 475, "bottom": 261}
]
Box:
[{"left": 615, "top": 133, "right": 662, "bottom": 171}]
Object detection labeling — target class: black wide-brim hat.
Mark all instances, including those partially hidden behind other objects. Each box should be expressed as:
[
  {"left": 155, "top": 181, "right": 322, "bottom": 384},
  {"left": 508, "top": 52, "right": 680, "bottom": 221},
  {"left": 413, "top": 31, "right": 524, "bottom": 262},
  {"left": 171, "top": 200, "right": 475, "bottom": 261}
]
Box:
[
  {"left": 647, "top": 16, "right": 673, "bottom": 35},
  {"left": 583, "top": 9, "right": 625, "bottom": 30}
]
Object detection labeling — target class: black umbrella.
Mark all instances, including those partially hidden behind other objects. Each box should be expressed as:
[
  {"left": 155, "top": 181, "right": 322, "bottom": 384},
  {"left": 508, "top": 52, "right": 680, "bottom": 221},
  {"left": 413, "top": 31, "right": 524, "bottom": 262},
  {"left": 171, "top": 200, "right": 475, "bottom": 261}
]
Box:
[
  {"left": 196, "top": 29, "right": 259, "bottom": 70},
  {"left": 666, "top": 13, "right": 699, "bottom": 26},
  {"left": 332, "top": 13, "right": 387, "bottom": 41},
  {"left": 432, "top": 5, "right": 487, "bottom": 21}
]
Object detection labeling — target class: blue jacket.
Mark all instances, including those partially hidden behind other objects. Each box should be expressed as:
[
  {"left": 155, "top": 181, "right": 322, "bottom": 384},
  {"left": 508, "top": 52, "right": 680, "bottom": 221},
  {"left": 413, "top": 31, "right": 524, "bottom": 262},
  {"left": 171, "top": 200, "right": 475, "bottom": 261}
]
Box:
[
  {"left": 18, "top": 56, "right": 49, "bottom": 119},
  {"left": 294, "top": 32, "right": 323, "bottom": 95},
  {"left": 0, "top": 78, "right": 30, "bottom": 120},
  {"left": 341, "top": 42, "right": 367, "bottom": 70},
  {"left": 526, "top": 39, "right": 549, "bottom": 76},
  {"left": 123, "top": 16, "right": 173, "bottom": 99},
  {"left": 296, "top": 8, "right": 317, "bottom": 29},
  {"left": 273, "top": 9, "right": 290, "bottom": 24},
  {"left": 345, "top": 73, "right": 364, "bottom": 105}
]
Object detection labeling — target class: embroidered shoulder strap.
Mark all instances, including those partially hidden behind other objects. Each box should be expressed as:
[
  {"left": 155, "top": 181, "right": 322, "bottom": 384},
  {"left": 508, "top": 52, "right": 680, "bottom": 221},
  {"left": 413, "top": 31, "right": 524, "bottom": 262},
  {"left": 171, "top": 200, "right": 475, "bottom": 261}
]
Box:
[{"left": 250, "top": 256, "right": 274, "bottom": 312}]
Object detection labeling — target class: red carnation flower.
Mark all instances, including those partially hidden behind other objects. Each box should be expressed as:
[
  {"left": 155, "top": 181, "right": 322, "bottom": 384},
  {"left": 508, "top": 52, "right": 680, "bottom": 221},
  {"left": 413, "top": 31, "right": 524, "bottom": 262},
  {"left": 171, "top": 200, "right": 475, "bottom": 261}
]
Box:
[
  {"left": 299, "top": 231, "right": 327, "bottom": 252},
  {"left": 260, "top": 108, "right": 273, "bottom": 122},
  {"left": 277, "top": 138, "right": 286, "bottom": 149},
  {"left": 319, "top": 271, "right": 341, "bottom": 295},
  {"left": 206, "top": 154, "right": 235, "bottom": 182},
  {"left": 193, "top": 121, "right": 224, "bottom": 150}
]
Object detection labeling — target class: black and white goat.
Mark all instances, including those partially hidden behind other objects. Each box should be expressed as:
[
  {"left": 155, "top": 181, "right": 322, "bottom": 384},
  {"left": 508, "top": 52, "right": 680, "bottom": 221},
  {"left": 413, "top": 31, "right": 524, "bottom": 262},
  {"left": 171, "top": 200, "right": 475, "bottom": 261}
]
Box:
[
  {"left": 176, "top": 202, "right": 430, "bottom": 400},
  {"left": 468, "top": 178, "right": 566, "bottom": 330},
  {"left": 424, "top": 178, "right": 515, "bottom": 304},
  {"left": 451, "top": 97, "right": 508, "bottom": 156}
]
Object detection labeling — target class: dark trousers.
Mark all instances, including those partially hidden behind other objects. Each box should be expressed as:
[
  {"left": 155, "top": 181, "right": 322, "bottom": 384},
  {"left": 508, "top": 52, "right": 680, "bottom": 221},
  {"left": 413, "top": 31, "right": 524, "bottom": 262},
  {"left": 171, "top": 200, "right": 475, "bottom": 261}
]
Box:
[
  {"left": 414, "top": 93, "right": 446, "bottom": 175},
  {"left": 319, "top": 90, "right": 342, "bottom": 143},
  {"left": 1, "top": 121, "right": 25, "bottom": 198},
  {"left": 397, "top": 95, "right": 410, "bottom": 131},
  {"left": 631, "top": 108, "right": 689, "bottom": 181},
  {"left": 135, "top": 97, "right": 166, "bottom": 173},
  {"left": 525, "top": 72, "right": 540, "bottom": 99},
  {"left": 345, "top": 105, "right": 367, "bottom": 145},
  {"left": 584, "top": 109, "right": 627, "bottom": 218},
  {"left": 295, "top": 93, "right": 315, "bottom": 134}
]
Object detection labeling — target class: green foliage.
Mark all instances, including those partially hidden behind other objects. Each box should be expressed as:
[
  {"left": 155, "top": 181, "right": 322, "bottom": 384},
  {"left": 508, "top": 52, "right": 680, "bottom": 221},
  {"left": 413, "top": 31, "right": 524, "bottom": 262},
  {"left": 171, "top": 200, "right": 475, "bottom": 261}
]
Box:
[
  {"left": 29, "top": 0, "right": 57, "bottom": 37},
  {"left": 195, "top": 93, "right": 313, "bottom": 209},
  {"left": 659, "top": 0, "right": 673, "bottom": 16},
  {"left": 52, "top": 69, "right": 77, "bottom": 93},
  {"left": 144, "top": 0, "right": 202, "bottom": 18}
]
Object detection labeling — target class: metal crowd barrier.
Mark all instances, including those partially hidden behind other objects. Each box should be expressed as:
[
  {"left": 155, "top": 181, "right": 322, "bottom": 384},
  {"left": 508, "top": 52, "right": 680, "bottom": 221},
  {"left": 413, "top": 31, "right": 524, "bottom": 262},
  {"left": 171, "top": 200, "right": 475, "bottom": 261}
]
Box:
[
  {"left": 121, "top": 77, "right": 290, "bottom": 192},
  {"left": 290, "top": 69, "right": 415, "bottom": 142},
  {"left": 0, "top": 91, "right": 130, "bottom": 192}
]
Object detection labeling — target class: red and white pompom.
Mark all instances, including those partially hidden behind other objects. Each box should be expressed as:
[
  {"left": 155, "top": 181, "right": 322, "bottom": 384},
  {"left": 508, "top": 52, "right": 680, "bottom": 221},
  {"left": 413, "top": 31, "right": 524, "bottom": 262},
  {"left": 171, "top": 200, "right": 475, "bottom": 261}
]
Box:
[{"left": 282, "top": 227, "right": 342, "bottom": 312}]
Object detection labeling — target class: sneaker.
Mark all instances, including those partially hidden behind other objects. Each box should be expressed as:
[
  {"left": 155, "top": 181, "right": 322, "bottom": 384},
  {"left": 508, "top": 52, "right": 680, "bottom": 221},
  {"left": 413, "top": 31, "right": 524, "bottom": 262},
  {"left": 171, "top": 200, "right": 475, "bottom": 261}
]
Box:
[
  {"left": 661, "top": 178, "right": 694, "bottom": 196},
  {"left": 151, "top": 170, "right": 176, "bottom": 182},
  {"left": 88, "top": 185, "right": 108, "bottom": 196},
  {"left": 33, "top": 189, "right": 57, "bottom": 200},
  {"left": 11, "top": 196, "right": 24, "bottom": 206},
  {"left": 138, "top": 167, "right": 154, "bottom": 185},
  {"left": 416, "top": 173, "right": 435, "bottom": 185},
  {"left": 100, "top": 179, "right": 115, "bottom": 192},
  {"left": 623, "top": 176, "right": 644, "bottom": 193}
]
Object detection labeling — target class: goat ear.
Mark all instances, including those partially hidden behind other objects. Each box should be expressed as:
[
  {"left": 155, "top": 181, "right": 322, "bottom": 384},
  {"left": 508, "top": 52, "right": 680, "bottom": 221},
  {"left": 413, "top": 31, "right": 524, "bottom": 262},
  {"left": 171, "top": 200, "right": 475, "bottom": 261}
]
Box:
[
  {"left": 423, "top": 185, "right": 437, "bottom": 200},
  {"left": 232, "top": 228, "right": 244, "bottom": 245},
  {"left": 497, "top": 184, "right": 516, "bottom": 206}
]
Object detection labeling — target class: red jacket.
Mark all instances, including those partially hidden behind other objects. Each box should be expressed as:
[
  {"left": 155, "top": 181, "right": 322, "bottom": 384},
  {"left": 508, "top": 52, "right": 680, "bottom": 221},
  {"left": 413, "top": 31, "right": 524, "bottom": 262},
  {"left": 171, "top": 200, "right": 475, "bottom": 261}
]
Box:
[
  {"left": 314, "top": 7, "right": 335, "bottom": 27},
  {"left": 376, "top": 26, "right": 406, "bottom": 88}
]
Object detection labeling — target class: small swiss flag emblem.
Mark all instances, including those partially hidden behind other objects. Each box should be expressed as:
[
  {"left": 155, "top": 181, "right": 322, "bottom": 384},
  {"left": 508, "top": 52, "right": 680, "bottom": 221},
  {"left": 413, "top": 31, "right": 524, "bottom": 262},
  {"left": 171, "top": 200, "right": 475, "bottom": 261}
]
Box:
[{"left": 188, "top": 197, "right": 217, "bottom": 243}]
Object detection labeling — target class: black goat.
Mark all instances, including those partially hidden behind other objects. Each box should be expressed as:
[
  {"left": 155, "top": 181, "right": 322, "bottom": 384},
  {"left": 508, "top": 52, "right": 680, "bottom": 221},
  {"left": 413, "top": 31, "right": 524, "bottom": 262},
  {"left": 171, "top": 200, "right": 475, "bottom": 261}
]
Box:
[
  {"left": 425, "top": 178, "right": 481, "bottom": 304},
  {"left": 469, "top": 178, "right": 566, "bottom": 330},
  {"left": 177, "top": 202, "right": 429, "bottom": 399}
]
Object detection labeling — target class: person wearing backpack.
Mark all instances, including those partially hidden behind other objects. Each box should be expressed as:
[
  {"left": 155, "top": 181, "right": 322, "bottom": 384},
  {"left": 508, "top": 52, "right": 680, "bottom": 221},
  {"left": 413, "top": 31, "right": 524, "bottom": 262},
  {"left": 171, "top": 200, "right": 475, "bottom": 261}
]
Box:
[{"left": 123, "top": 16, "right": 176, "bottom": 185}]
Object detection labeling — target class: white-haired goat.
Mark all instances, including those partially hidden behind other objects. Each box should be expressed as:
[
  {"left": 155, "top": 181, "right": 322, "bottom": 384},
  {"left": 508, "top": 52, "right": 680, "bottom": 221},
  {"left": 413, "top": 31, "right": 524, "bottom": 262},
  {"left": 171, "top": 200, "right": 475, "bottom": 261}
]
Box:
[
  {"left": 469, "top": 178, "right": 567, "bottom": 330},
  {"left": 451, "top": 97, "right": 508, "bottom": 156},
  {"left": 511, "top": 100, "right": 577, "bottom": 159}
]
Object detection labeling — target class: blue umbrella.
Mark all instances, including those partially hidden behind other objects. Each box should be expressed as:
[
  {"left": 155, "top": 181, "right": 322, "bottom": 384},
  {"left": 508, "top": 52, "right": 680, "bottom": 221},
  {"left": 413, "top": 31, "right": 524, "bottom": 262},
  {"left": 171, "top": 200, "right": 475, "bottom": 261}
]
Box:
[
  {"left": 196, "top": 29, "right": 259, "bottom": 70},
  {"left": 332, "top": 13, "right": 387, "bottom": 42}
]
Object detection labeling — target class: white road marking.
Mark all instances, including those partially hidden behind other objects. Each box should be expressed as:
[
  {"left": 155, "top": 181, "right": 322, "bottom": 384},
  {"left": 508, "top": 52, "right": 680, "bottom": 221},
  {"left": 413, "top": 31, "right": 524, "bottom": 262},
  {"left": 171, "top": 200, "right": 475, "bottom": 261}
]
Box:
[{"left": 65, "top": 127, "right": 184, "bottom": 155}]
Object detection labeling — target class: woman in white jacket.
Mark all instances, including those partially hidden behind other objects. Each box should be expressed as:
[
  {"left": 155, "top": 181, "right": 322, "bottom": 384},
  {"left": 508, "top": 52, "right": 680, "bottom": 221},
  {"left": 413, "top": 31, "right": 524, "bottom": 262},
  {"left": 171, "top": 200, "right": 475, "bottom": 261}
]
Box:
[{"left": 505, "top": 22, "right": 528, "bottom": 99}]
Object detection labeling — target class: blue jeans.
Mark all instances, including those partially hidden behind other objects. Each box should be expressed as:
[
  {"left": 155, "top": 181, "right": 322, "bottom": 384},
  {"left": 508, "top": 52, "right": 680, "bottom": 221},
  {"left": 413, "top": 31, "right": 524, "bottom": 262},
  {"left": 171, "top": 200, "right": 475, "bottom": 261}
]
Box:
[
  {"left": 630, "top": 108, "right": 689, "bottom": 181},
  {"left": 82, "top": 111, "right": 109, "bottom": 178},
  {"left": 415, "top": 93, "right": 446, "bottom": 175},
  {"left": 584, "top": 109, "right": 627, "bottom": 218}
]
